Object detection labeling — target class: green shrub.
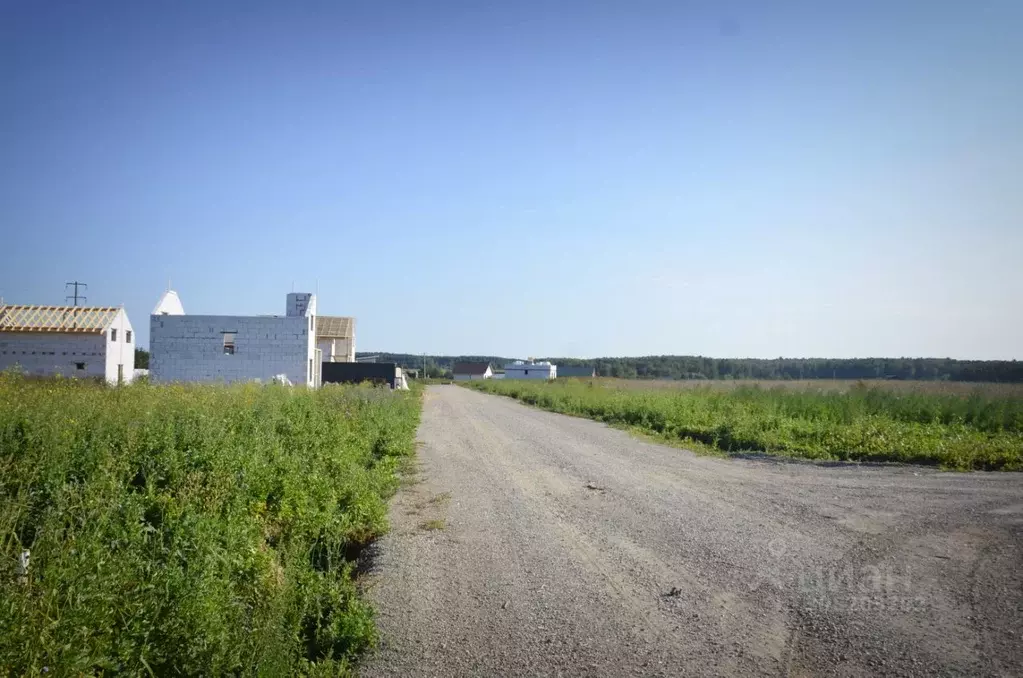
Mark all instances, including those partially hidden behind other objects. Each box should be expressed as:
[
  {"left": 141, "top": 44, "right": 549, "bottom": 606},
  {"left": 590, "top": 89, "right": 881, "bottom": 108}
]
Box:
[{"left": 0, "top": 375, "right": 420, "bottom": 675}]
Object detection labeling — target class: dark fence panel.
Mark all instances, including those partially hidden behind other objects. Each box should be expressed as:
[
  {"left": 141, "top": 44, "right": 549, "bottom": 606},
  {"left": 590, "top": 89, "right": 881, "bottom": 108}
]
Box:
[{"left": 322, "top": 362, "right": 396, "bottom": 388}]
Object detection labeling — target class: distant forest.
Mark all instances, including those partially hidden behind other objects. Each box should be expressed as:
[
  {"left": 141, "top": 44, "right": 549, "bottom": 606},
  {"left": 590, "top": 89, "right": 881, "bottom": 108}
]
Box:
[{"left": 362, "top": 353, "right": 1023, "bottom": 383}]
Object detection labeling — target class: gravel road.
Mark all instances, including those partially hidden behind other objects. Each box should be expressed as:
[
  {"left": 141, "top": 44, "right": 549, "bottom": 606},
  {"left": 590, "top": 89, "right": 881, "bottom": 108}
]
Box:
[{"left": 360, "top": 385, "right": 1023, "bottom": 677}]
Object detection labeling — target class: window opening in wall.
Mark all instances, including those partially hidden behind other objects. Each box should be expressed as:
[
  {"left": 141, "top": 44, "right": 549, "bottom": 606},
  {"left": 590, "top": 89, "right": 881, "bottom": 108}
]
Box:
[
  {"left": 75, "top": 363, "right": 85, "bottom": 370},
  {"left": 126, "top": 330, "right": 132, "bottom": 343},
  {"left": 111, "top": 329, "right": 117, "bottom": 341},
  {"left": 223, "top": 332, "right": 237, "bottom": 355},
  {"left": 525, "top": 369, "right": 529, "bottom": 375}
]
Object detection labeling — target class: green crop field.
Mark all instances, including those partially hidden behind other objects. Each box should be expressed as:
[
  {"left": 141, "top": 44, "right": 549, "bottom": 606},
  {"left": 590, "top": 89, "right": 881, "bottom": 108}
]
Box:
[
  {"left": 467, "top": 379, "right": 1023, "bottom": 471},
  {"left": 0, "top": 374, "right": 420, "bottom": 676}
]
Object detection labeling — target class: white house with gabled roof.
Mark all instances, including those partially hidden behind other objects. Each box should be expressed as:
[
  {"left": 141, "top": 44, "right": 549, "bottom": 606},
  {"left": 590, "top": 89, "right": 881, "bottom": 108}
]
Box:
[{"left": 0, "top": 303, "right": 136, "bottom": 384}]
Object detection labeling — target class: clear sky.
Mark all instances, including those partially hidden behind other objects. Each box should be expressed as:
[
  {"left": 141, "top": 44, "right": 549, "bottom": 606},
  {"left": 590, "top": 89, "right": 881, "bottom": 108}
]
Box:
[{"left": 2, "top": 0, "right": 1020, "bottom": 359}]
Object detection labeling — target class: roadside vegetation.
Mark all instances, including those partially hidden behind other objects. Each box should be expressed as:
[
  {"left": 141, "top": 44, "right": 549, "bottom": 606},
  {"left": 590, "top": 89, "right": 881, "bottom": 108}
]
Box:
[
  {"left": 0, "top": 373, "right": 420, "bottom": 675},
  {"left": 466, "top": 379, "right": 1023, "bottom": 471}
]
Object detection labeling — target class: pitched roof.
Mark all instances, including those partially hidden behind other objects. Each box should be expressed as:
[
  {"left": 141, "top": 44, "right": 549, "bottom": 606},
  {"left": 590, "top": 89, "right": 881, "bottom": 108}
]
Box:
[
  {"left": 0, "top": 304, "right": 121, "bottom": 333},
  {"left": 452, "top": 362, "right": 492, "bottom": 375},
  {"left": 152, "top": 290, "right": 184, "bottom": 315},
  {"left": 315, "top": 316, "right": 355, "bottom": 339}
]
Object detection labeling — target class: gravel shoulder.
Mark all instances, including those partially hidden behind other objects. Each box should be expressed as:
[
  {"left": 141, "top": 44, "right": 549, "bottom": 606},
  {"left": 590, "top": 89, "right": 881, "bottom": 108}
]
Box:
[{"left": 360, "top": 385, "right": 1023, "bottom": 677}]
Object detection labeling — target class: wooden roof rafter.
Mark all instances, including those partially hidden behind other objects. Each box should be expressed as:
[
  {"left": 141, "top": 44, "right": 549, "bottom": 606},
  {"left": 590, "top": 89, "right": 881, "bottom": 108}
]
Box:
[
  {"left": 0, "top": 304, "right": 121, "bottom": 333},
  {"left": 315, "top": 315, "right": 355, "bottom": 339}
]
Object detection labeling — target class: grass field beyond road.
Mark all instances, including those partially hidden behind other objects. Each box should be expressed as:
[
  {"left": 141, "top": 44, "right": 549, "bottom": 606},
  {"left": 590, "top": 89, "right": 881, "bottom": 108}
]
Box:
[
  {"left": 0, "top": 375, "right": 420, "bottom": 675},
  {"left": 468, "top": 379, "right": 1023, "bottom": 471}
]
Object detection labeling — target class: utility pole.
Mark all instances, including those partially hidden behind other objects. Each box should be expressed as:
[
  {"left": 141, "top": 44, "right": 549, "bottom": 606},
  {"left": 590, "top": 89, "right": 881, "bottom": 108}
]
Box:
[{"left": 65, "top": 281, "right": 88, "bottom": 306}]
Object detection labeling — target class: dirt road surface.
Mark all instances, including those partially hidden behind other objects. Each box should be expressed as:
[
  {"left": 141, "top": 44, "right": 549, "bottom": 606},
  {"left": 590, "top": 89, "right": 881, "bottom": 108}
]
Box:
[{"left": 360, "top": 385, "right": 1023, "bottom": 677}]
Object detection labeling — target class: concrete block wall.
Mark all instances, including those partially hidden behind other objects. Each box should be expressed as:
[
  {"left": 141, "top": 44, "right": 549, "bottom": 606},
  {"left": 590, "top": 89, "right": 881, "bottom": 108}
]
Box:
[
  {"left": 316, "top": 336, "right": 355, "bottom": 363},
  {"left": 0, "top": 332, "right": 108, "bottom": 381},
  {"left": 286, "top": 293, "right": 316, "bottom": 318},
  {"left": 317, "top": 339, "right": 333, "bottom": 362},
  {"left": 150, "top": 314, "right": 313, "bottom": 385},
  {"left": 338, "top": 336, "right": 355, "bottom": 362}
]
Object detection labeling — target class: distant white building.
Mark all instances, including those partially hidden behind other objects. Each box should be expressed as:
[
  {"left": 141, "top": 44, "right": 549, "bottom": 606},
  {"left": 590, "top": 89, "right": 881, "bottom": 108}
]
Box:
[
  {"left": 150, "top": 291, "right": 320, "bottom": 386},
  {"left": 0, "top": 303, "right": 136, "bottom": 384},
  {"left": 452, "top": 362, "right": 493, "bottom": 381},
  {"left": 504, "top": 360, "right": 556, "bottom": 380}
]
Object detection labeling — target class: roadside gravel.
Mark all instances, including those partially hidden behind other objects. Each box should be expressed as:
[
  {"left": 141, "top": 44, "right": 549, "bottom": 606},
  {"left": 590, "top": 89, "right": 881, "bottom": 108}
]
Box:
[{"left": 360, "top": 385, "right": 1023, "bottom": 677}]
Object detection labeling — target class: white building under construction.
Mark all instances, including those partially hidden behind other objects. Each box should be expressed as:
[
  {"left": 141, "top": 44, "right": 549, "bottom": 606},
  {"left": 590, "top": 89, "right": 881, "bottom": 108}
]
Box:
[
  {"left": 316, "top": 316, "right": 355, "bottom": 363},
  {"left": 149, "top": 290, "right": 356, "bottom": 386},
  {"left": 0, "top": 303, "right": 136, "bottom": 384}
]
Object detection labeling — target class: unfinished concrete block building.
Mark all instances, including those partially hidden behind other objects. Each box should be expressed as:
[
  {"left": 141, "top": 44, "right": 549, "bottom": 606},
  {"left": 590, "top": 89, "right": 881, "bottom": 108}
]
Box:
[{"left": 150, "top": 291, "right": 320, "bottom": 386}]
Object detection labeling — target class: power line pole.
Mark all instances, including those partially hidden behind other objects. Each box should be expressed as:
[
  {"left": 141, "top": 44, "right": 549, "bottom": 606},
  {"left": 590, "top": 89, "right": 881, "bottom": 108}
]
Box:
[{"left": 65, "top": 281, "right": 88, "bottom": 306}]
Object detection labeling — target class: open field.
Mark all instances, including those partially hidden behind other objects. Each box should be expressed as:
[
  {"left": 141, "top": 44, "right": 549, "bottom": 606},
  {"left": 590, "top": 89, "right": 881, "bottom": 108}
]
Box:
[
  {"left": 596, "top": 377, "right": 1023, "bottom": 397},
  {"left": 467, "top": 379, "right": 1023, "bottom": 470},
  {"left": 0, "top": 374, "right": 420, "bottom": 675}
]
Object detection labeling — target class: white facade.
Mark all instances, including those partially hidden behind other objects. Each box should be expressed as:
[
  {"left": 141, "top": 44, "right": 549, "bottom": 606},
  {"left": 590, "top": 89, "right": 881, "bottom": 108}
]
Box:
[
  {"left": 317, "top": 337, "right": 355, "bottom": 363},
  {"left": 150, "top": 292, "right": 318, "bottom": 386},
  {"left": 0, "top": 308, "right": 136, "bottom": 384},
  {"left": 504, "top": 360, "right": 556, "bottom": 380},
  {"left": 104, "top": 310, "right": 136, "bottom": 384}
]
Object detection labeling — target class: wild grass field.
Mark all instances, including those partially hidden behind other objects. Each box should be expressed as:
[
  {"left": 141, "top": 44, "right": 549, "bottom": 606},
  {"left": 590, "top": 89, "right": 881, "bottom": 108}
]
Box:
[
  {"left": 601, "top": 377, "right": 1023, "bottom": 398},
  {"left": 468, "top": 379, "right": 1023, "bottom": 470},
  {"left": 0, "top": 374, "right": 420, "bottom": 676}
]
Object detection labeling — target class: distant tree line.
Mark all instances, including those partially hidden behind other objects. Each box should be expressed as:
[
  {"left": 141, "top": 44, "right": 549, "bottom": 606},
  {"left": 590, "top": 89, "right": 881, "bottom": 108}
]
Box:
[
  {"left": 134, "top": 347, "right": 1023, "bottom": 382},
  {"left": 363, "top": 353, "right": 1023, "bottom": 383}
]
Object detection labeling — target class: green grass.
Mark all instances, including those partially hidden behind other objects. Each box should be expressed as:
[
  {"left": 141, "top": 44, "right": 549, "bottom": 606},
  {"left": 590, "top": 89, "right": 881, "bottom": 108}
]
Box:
[
  {"left": 418, "top": 519, "right": 446, "bottom": 531},
  {"left": 466, "top": 379, "right": 1023, "bottom": 471},
  {"left": 0, "top": 373, "right": 421, "bottom": 676}
]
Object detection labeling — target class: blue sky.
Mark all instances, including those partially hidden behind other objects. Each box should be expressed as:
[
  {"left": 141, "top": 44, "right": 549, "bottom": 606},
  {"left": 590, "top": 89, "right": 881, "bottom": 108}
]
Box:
[{"left": 2, "top": 0, "right": 1020, "bottom": 359}]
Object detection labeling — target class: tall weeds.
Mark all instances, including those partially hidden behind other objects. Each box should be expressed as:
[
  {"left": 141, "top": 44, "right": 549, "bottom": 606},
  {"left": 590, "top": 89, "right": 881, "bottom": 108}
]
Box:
[{"left": 0, "top": 374, "right": 420, "bottom": 675}]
